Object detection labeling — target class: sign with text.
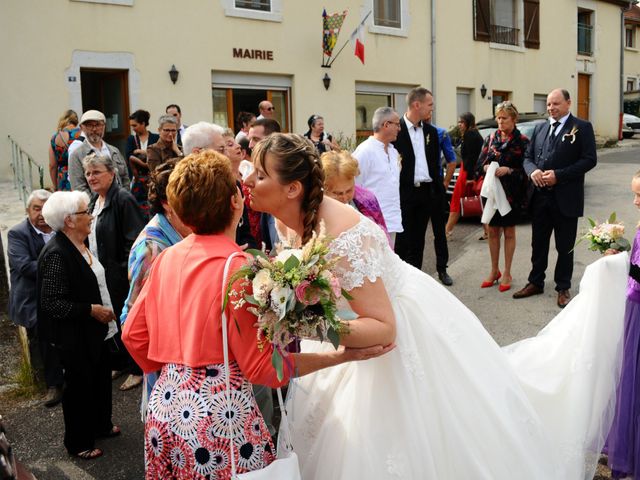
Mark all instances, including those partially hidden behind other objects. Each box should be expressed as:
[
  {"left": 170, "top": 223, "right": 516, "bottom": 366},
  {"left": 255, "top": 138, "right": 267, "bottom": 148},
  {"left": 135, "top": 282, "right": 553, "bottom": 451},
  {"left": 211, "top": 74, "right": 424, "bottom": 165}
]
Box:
[{"left": 233, "top": 48, "right": 274, "bottom": 60}]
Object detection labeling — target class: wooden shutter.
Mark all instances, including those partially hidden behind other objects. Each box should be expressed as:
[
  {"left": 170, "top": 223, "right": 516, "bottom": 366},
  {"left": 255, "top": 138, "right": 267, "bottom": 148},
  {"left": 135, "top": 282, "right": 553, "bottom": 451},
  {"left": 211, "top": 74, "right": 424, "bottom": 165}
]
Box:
[
  {"left": 524, "top": 0, "right": 540, "bottom": 49},
  {"left": 474, "top": 0, "right": 491, "bottom": 42}
]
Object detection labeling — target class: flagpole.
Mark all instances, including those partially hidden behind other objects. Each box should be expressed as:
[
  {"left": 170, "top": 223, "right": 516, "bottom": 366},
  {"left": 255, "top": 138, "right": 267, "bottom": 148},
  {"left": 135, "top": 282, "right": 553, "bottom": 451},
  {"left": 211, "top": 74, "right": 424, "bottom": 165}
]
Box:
[{"left": 327, "top": 10, "right": 371, "bottom": 68}]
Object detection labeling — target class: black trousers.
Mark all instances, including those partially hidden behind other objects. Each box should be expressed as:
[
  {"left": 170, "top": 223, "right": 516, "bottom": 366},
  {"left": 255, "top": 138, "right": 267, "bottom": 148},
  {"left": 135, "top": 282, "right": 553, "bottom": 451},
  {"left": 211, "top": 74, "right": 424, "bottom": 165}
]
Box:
[
  {"left": 395, "top": 182, "right": 449, "bottom": 271},
  {"left": 27, "top": 324, "right": 64, "bottom": 388},
  {"left": 60, "top": 341, "right": 112, "bottom": 454},
  {"left": 528, "top": 190, "right": 578, "bottom": 291}
]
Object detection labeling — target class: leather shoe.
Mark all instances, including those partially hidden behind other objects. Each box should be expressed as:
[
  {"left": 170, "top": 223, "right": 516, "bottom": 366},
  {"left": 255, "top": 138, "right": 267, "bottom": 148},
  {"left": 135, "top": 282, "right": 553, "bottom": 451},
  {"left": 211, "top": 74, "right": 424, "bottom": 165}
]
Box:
[
  {"left": 43, "top": 385, "right": 63, "bottom": 408},
  {"left": 557, "top": 289, "right": 571, "bottom": 308},
  {"left": 512, "top": 283, "right": 543, "bottom": 299},
  {"left": 438, "top": 270, "right": 453, "bottom": 286}
]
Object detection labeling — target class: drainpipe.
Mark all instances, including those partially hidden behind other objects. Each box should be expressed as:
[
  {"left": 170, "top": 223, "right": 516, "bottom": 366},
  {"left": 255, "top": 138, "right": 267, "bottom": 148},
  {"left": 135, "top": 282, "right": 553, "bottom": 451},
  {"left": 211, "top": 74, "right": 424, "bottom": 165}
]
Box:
[
  {"left": 620, "top": 1, "right": 634, "bottom": 140},
  {"left": 431, "top": 0, "right": 436, "bottom": 124}
]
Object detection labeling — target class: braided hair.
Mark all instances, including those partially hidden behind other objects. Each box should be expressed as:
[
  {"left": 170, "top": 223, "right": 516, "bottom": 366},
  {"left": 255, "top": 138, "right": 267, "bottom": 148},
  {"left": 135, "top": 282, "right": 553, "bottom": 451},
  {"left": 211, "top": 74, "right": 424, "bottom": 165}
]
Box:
[{"left": 252, "top": 133, "right": 325, "bottom": 244}]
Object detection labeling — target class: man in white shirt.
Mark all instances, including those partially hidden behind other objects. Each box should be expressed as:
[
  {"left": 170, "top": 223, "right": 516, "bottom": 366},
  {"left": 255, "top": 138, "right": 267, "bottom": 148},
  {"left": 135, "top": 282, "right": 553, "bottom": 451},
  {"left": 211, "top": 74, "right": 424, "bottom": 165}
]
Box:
[
  {"left": 256, "top": 100, "right": 275, "bottom": 120},
  {"left": 352, "top": 107, "right": 403, "bottom": 246}
]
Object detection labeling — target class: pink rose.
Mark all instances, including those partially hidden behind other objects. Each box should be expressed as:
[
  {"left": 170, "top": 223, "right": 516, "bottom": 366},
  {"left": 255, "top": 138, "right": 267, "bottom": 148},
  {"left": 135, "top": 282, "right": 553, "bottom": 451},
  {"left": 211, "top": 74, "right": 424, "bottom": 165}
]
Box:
[
  {"left": 295, "top": 280, "right": 320, "bottom": 305},
  {"left": 329, "top": 275, "right": 342, "bottom": 298}
]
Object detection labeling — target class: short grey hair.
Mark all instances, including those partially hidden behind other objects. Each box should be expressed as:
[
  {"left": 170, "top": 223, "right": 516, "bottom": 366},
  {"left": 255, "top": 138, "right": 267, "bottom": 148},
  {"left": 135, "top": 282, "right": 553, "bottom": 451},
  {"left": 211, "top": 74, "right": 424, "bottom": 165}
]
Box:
[
  {"left": 42, "top": 191, "right": 90, "bottom": 232},
  {"left": 26, "top": 189, "right": 51, "bottom": 208},
  {"left": 158, "top": 115, "right": 178, "bottom": 128},
  {"left": 82, "top": 153, "right": 115, "bottom": 172},
  {"left": 221, "top": 127, "right": 235, "bottom": 138},
  {"left": 182, "top": 121, "right": 225, "bottom": 155},
  {"left": 372, "top": 107, "right": 398, "bottom": 132}
]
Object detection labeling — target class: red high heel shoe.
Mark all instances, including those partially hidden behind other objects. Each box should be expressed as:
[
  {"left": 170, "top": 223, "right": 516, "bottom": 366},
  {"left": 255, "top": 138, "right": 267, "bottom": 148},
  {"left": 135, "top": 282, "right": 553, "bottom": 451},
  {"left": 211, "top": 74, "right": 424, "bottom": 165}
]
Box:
[{"left": 480, "top": 271, "right": 502, "bottom": 288}]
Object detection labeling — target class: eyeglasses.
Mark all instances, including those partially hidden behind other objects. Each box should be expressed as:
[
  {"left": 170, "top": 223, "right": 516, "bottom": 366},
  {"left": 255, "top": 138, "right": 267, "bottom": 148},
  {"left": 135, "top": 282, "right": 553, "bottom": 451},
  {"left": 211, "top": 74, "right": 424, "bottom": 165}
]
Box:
[
  {"left": 83, "top": 122, "right": 103, "bottom": 129},
  {"left": 385, "top": 121, "right": 401, "bottom": 127},
  {"left": 265, "top": 107, "right": 275, "bottom": 111},
  {"left": 72, "top": 210, "right": 91, "bottom": 216},
  {"left": 161, "top": 128, "right": 177, "bottom": 133}
]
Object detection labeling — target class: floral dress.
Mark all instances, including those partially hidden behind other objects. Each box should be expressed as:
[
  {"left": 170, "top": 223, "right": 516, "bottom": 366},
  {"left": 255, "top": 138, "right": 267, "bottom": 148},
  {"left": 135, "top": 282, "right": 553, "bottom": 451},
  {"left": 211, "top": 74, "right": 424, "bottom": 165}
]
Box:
[
  {"left": 145, "top": 362, "right": 275, "bottom": 479},
  {"left": 50, "top": 127, "right": 82, "bottom": 191}
]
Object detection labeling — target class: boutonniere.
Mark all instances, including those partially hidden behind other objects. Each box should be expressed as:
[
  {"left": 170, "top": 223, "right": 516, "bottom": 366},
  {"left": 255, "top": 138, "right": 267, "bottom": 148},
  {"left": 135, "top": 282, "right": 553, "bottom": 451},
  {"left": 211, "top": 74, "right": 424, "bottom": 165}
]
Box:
[
  {"left": 426, "top": 134, "right": 430, "bottom": 145},
  {"left": 562, "top": 126, "right": 579, "bottom": 144},
  {"left": 397, "top": 153, "right": 403, "bottom": 169}
]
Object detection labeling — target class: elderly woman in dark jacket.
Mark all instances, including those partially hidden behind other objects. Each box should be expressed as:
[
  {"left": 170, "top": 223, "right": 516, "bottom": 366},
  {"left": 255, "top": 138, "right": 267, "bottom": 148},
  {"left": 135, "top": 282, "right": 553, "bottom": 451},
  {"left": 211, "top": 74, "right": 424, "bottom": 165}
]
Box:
[
  {"left": 38, "top": 191, "right": 119, "bottom": 459},
  {"left": 83, "top": 153, "right": 146, "bottom": 390}
]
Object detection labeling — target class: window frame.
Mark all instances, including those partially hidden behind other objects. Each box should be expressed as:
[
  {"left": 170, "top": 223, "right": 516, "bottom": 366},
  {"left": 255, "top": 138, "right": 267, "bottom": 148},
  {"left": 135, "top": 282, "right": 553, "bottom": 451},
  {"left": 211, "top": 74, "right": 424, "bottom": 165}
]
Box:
[
  {"left": 626, "top": 26, "right": 636, "bottom": 49},
  {"left": 369, "top": 0, "right": 409, "bottom": 37},
  {"left": 223, "top": 0, "right": 282, "bottom": 22},
  {"left": 577, "top": 9, "right": 594, "bottom": 57}
]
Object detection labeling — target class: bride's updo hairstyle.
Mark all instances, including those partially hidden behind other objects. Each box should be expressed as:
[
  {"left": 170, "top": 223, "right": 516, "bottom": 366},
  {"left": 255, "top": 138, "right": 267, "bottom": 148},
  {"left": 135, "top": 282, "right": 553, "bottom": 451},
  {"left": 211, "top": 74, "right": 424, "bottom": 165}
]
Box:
[{"left": 252, "top": 133, "right": 325, "bottom": 243}]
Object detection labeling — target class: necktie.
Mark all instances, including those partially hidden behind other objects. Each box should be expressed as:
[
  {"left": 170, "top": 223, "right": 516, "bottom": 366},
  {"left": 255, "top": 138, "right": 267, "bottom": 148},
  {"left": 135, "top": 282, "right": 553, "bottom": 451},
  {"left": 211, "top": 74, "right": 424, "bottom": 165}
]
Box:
[{"left": 550, "top": 121, "right": 561, "bottom": 139}]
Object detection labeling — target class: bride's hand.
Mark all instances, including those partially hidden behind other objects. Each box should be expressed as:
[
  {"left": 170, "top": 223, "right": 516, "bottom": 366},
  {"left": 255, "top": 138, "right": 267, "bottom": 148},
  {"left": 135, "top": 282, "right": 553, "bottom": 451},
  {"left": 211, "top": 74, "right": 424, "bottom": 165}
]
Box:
[{"left": 339, "top": 343, "right": 396, "bottom": 362}]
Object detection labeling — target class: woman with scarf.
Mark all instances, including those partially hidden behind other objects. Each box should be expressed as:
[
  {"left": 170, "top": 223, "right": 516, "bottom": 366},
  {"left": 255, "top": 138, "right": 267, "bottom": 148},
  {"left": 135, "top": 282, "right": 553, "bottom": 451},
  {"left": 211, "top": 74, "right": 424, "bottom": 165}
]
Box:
[
  {"left": 119, "top": 159, "right": 191, "bottom": 415},
  {"left": 477, "top": 101, "right": 528, "bottom": 292}
]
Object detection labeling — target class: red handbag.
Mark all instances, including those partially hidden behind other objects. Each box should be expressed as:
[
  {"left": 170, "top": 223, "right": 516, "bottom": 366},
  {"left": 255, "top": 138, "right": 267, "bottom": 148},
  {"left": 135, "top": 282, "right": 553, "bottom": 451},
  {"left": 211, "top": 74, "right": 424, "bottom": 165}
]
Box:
[{"left": 460, "top": 195, "right": 483, "bottom": 217}]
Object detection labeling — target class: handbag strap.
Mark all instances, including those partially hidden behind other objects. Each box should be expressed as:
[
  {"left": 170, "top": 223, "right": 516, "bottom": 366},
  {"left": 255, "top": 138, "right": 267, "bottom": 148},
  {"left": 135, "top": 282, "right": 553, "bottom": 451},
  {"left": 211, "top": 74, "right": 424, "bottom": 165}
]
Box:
[{"left": 220, "top": 252, "right": 293, "bottom": 479}]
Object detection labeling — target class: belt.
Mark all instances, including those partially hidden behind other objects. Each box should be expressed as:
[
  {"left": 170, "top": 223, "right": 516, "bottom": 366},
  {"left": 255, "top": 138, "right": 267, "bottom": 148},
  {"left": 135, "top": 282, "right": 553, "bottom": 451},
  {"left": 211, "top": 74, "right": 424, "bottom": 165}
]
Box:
[{"left": 414, "top": 181, "right": 432, "bottom": 188}]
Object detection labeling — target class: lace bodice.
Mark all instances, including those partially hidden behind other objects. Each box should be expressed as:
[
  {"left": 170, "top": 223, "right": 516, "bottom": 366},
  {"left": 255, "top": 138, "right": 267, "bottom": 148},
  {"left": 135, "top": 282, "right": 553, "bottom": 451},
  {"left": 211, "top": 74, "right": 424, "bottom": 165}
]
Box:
[{"left": 328, "top": 215, "right": 404, "bottom": 296}]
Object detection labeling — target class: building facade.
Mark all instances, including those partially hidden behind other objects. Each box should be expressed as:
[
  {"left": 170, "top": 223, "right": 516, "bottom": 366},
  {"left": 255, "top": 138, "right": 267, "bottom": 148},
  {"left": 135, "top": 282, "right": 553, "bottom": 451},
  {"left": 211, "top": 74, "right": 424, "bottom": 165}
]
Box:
[{"left": 0, "top": 0, "right": 631, "bottom": 183}]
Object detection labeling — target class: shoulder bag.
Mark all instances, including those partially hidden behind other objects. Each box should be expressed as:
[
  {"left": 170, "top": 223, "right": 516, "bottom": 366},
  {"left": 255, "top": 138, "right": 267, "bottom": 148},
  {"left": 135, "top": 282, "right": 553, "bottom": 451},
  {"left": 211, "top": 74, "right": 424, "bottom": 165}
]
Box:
[{"left": 221, "top": 253, "right": 302, "bottom": 480}]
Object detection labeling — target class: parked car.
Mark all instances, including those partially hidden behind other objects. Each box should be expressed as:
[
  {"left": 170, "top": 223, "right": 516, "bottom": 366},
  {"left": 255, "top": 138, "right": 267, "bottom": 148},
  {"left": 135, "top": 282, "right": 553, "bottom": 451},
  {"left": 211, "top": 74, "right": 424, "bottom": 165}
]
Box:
[{"left": 622, "top": 113, "right": 640, "bottom": 138}]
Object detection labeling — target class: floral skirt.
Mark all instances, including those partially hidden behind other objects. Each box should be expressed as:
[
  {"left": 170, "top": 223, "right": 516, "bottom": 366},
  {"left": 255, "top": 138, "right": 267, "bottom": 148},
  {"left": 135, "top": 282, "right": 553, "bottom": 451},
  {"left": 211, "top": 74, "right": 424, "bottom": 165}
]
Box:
[{"left": 145, "top": 362, "right": 275, "bottom": 479}]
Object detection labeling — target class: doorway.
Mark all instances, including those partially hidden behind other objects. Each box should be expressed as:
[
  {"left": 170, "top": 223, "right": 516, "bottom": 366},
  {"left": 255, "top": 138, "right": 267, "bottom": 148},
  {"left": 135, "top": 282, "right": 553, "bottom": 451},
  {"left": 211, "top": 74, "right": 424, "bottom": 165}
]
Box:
[
  {"left": 492, "top": 90, "right": 511, "bottom": 112},
  {"left": 577, "top": 74, "right": 591, "bottom": 120},
  {"left": 213, "top": 87, "right": 290, "bottom": 133},
  {"left": 80, "top": 68, "right": 130, "bottom": 155}
]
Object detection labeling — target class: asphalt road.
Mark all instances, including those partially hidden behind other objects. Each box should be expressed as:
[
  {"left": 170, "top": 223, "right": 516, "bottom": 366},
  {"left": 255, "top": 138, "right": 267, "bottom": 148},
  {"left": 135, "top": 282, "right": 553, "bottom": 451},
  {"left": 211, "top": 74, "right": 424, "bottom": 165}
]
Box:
[{"left": 2, "top": 142, "right": 639, "bottom": 479}]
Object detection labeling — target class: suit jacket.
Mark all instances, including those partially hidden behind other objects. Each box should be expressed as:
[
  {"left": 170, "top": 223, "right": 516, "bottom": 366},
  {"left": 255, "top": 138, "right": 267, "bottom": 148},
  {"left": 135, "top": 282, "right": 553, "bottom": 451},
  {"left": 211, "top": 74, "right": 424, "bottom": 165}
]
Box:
[
  {"left": 393, "top": 118, "right": 443, "bottom": 199},
  {"left": 523, "top": 114, "right": 597, "bottom": 217},
  {"left": 8, "top": 219, "right": 47, "bottom": 328},
  {"left": 37, "top": 231, "right": 107, "bottom": 357}
]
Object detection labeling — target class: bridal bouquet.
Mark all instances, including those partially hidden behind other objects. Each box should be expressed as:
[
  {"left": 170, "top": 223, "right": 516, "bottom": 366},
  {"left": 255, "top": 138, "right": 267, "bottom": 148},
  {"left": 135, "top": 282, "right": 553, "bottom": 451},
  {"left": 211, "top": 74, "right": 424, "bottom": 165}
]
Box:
[
  {"left": 225, "top": 222, "right": 352, "bottom": 380},
  {"left": 576, "top": 213, "right": 631, "bottom": 254}
]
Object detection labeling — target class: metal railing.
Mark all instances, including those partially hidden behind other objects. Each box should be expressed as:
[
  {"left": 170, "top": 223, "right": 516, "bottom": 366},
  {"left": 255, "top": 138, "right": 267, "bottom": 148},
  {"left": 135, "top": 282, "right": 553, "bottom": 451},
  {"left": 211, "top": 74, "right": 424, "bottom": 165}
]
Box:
[
  {"left": 578, "top": 23, "right": 593, "bottom": 56},
  {"left": 490, "top": 24, "right": 520, "bottom": 46},
  {"left": 8, "top": 135, "right": 44, "bottom": 207}
]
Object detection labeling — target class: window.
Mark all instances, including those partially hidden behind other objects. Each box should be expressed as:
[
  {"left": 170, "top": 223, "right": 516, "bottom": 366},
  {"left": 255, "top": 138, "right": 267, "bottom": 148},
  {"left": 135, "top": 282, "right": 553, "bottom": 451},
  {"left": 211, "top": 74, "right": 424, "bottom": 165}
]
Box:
[
  {"left": 374, "top": 0, "right": 401, "bottom": 28},
  {"left": 627, "top": 78, "right": 636, "bottom": 92},
  {"left": 369, "top": 0, "right": 409, "bottom": 37},
  {"left": 235, "top": 0, "right": 269, "bottom": 11},
  {"left": 533, "top": 94, "right": 547, "bottom": 114},
  {"left": 474, "top": 0, "right": 539, "bottom": 48},
  {"left": 578, "top": 10, "right": 594, "bottom": 56},
  {"left": 626, "top": 27, "right": 636, "bottom": 49},
  {"left": 355, "top": 83, "right": 409, "bottom": 144},
  {"left": 224, "top": 0, "right": 281, "bottom": 22},
  {"left": 456, "top": 89, "right": 472, "bottom": 117}
]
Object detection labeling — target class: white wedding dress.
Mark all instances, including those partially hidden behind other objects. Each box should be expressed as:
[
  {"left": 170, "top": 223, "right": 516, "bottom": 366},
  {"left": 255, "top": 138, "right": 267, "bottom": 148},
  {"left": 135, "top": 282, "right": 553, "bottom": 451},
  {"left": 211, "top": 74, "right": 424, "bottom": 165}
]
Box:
[{"left": 283, "top": 215, "right": 628, "bottom": 480}]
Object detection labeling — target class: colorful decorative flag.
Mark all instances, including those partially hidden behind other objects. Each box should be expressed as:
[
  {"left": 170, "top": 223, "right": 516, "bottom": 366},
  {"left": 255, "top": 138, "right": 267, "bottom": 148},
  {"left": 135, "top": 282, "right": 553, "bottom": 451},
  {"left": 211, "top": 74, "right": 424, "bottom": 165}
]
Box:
[
  {"left": 323, "top": 9, "right": 347, "bottom": 58},
  {"left": 350, "top": 22, "right": 365, "bottom": 64}
]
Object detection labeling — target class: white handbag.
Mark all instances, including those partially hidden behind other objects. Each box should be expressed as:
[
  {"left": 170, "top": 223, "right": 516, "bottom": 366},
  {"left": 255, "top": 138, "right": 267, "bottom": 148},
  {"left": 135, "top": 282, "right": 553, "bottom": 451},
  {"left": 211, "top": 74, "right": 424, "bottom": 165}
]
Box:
[{"left": 221, "top": 254, "right": 302, "bottom": 480}]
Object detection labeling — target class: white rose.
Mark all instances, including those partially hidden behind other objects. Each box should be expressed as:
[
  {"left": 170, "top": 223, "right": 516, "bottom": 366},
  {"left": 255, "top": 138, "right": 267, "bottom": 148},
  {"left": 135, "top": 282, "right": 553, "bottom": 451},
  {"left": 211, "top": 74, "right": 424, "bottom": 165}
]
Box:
[
  {"left": 270, "top": 285, "right": 294, "bottom": 320},
  {"left": 252, "top": 269, "right": 274, "bottom": 305},
  {"left": 275, "top": 248, "right": 303, "bottom": 265}
]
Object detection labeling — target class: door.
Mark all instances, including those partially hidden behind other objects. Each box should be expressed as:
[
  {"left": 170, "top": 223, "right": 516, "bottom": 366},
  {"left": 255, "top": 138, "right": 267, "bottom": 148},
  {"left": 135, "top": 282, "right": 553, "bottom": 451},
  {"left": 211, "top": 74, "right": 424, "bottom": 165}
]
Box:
[
  {"left": 577, "top": 74, "right": 590, "bottom": 120},
  {"left": 80, "top": 68, "right": 130, "bottom": 155},
  {"left": 212, "top": 87, "right": 290, "bottom": 133},
  {"left": 492, "top": 90, "right": 511, "bottom": 112}
]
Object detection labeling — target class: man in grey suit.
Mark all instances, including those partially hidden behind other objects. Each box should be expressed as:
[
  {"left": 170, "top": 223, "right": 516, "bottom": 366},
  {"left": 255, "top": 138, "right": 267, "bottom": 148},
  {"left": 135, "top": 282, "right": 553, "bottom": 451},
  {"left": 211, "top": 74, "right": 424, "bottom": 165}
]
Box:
[
  {"left": 513, "top": 88, "right": 597, "bottom": 308},
  {"left": 8, "top": 190, "right": 63, "bottom": 406},
  {"left": 68, "top": 110, "right": 129, "bottom": 193}
]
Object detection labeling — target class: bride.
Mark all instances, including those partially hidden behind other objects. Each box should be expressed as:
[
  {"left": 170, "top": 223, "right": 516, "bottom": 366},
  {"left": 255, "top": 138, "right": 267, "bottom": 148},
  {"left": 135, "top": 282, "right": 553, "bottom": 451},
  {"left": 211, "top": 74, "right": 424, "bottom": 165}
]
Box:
[{"left": 244, "top": 133, "right": 628, "bottom": 480}]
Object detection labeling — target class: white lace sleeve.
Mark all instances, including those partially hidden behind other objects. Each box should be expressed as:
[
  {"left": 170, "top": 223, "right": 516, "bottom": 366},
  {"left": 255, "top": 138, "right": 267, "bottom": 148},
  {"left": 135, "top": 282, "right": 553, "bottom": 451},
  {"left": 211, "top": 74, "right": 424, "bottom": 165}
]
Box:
[{"left": 329, "top": 217, "right": 391, "bottom": 291}]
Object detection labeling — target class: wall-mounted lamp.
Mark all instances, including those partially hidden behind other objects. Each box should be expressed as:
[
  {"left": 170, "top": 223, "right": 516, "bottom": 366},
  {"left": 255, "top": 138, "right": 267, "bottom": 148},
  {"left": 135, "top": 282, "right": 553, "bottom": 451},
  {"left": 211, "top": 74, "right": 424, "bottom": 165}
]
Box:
[
  {"left": 480, "top": 84, "right": 487, "bottom": 99},
  {"left": 169, "top": 65, "right": 179, "bottom": 84},
  {"left": 323, "top": 73, "right": 331, "bottom": 90}
]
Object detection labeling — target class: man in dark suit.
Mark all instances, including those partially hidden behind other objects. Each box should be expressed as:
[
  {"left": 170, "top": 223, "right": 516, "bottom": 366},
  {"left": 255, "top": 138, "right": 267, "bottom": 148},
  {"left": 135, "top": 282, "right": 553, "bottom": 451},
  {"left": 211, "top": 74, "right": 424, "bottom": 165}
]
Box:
[
  {"left": 8, "top": 190, "right": 64, "bottom": 406},
  {"left": 513, "top": 88, "right": 597, "bottom": 308},
  {"left": 392, "top": 87, "right": 452, "bottom": 285}
]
